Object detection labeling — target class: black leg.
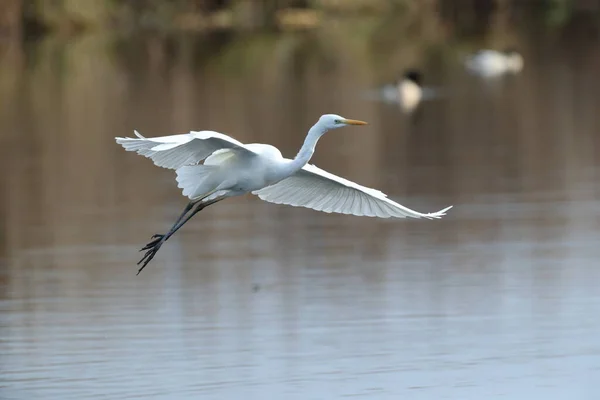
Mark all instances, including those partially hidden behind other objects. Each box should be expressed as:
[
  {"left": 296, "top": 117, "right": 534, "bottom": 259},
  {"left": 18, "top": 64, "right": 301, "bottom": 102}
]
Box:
[
  {"left": 139, "top": 201, "right": 194, "bottom": 252},
  {"left": 136, "top": 197, "right": 224, "bottom": 275}
]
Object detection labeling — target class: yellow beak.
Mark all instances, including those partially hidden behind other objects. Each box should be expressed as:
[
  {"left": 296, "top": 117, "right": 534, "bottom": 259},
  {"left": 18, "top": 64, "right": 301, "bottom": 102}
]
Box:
[{"left": 342, "top": 119, "right": 368, "bottom": 126}]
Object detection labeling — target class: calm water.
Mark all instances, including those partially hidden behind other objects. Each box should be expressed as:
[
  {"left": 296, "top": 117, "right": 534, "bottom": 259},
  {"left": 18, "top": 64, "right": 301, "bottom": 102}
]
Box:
[{"left": 1, "top": 7, "right": 600, "bottom": 400}]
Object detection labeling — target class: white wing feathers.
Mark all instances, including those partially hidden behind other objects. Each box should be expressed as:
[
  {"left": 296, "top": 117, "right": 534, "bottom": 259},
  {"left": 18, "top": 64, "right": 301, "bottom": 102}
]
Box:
[
  {"left": 115, "top": 130, "right": 253, "bottom": 170},
  {"left": 254, "top": 163, "right": 452, "bottom": 219}
]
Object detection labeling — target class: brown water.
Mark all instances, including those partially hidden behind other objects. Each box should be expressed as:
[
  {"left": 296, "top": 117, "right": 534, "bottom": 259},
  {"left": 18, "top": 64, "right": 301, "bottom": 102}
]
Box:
[{"left": 1, "top": 8, "right": 600, "bottom": 400}]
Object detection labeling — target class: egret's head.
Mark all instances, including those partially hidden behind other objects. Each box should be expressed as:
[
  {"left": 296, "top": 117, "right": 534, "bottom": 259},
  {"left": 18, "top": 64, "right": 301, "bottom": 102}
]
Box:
[{"left": 318, "top": 114, "right": 368, "bottom": 130}]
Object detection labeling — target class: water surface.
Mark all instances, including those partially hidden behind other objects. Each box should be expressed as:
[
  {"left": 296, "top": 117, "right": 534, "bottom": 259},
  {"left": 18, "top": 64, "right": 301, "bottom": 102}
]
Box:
[{"left": 1, "top": 7, "right": 600, "bottom": 400}]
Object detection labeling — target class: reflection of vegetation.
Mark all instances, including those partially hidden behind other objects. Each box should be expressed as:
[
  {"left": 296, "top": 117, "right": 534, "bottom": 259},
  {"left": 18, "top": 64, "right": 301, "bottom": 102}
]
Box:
[
  {"left": 0, "top": 0, "right": 596, "bottom": 99},
  {"left": 204, "top": 30, "right": 340, "bottom": 78},
  {"left": 0, "top": 0, "right": 589, "bottom": 41},
  {"left": 15, "top": 0, "right": 428, "bottom": 35},
  {"left": 208, "top": 34, "right": 283, "bottom": 76},
  {"left": 366, "top": 6, "right": 444, "bottom": 72},
  {"left": 544, "top": 0, "right": 573, "bottom": 28}
]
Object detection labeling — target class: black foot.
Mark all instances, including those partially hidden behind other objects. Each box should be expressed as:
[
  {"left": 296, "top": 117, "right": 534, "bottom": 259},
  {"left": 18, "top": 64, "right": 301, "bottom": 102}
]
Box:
[
  {"left": 140, "top": 234, "right": 165, "bottom": 251},
  {"left": 136, "top": 236, "right": 165, "bottom": 275}
]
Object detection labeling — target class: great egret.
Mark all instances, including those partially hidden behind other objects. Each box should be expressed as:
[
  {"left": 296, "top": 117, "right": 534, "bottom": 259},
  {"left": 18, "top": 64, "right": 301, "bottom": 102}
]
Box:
[
  {"left": 465, "top": 49, "right": 524, "bottom": 77},
  {"left": 116, "top": 114, "right": 452, "bottom": 274}
]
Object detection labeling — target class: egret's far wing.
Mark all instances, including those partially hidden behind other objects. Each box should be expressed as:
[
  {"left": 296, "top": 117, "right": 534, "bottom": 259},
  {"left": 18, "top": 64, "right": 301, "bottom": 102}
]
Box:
[
  {"left": 115, "top": 130, "right": 254, "bottom": 169},
  {"left": 253, "top": 163, "right": 452, "bottom": 219}
]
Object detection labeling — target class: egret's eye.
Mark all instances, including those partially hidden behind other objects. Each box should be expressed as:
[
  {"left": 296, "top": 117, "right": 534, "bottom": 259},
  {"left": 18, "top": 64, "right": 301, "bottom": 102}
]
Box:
[{"left": 334, "top": 119, "right": 342, "bottom": 124}]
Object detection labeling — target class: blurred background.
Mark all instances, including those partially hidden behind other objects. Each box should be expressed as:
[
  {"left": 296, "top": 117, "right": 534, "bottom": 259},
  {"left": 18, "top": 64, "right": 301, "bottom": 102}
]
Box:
[{"left": 1, "top": 0, "right": 600, "bottom": 399}]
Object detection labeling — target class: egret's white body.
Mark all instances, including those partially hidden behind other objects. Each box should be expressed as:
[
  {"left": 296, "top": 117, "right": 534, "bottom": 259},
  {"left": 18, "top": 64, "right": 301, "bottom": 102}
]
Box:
[
  {"left": 116, "top": 114, "right": 452, "bottom": 273},
  {"left": 465, "top": 49, "right": 524, "bottom": 77}
]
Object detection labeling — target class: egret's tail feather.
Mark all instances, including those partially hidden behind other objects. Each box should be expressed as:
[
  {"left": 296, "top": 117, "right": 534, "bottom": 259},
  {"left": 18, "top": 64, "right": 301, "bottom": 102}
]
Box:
[{"left": 176, "top": 165, "right": 218, "bottom": 200}]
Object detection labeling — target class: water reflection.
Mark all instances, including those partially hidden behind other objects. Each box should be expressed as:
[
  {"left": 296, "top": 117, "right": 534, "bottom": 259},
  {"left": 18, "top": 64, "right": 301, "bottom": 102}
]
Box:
[{"left": 1, "top": 7, "right": 600, "bottom": 400}]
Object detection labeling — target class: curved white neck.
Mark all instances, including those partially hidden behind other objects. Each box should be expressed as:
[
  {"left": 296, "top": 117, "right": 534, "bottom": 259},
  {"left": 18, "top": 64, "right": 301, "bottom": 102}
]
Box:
[{"left": 285, "top": 122, "right": 329, "bottom": 175}]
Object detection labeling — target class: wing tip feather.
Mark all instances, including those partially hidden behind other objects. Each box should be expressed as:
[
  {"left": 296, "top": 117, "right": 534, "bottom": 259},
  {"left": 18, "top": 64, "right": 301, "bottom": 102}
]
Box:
[
  {"left": 426, "top": 205, "right": 453, "bottom": 219},
  {"left": 115, "top": 136, "right": 136, "bottom": 146},
  {"left": 115, "top": 130, "right": 145, "bottom": 143}
]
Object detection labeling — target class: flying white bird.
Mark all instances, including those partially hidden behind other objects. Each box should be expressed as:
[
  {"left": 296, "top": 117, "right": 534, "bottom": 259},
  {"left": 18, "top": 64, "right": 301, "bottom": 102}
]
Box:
[
  {"left": 465, "top": 49, "right": 524, "bottom": 77},
  {"left": 116, "top": 114, "right": 452, "bottom": 274}
]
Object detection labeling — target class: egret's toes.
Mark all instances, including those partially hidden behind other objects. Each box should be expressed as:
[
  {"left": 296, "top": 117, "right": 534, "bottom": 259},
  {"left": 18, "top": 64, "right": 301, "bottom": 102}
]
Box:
[
  {"left": 136, "top": 249, "right": 158, "bottom": 275},
  {"left": 137, "top": 250, "right": 151, "bottom": 265},
  {"left": 140, "top": 235, "right": 163, "bottom": 251},
  {"left": 140, "top": 242, "right": 155, "bottom": 251},
  {"left": 135, "top": 240, "right": 164, "bottom": 274}
]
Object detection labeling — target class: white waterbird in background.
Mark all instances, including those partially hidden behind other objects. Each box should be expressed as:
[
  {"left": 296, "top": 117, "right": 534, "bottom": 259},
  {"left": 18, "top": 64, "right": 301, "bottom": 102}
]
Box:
[
  {"left": 395, "top": 70, "right": 423, "bottom": 113},
  {"left": 116, "top": 114, "right": 452, "bottom": 274},
  {"left": 367, "top": 70, "right": 443, "bottom": 113},
  {"left": 465, "top": 49, "right": 524, "bottom": 77},
  {"left": 375, "top": 70, "right": 424, "bottom": 112}
]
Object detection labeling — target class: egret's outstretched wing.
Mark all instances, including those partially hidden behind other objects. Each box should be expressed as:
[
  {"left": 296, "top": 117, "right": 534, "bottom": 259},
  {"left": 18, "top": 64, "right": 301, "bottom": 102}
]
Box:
[
  {"left": 253, "top": 164, "right": 452, "bottom": 219},
  {"left": 115, "top": 130, "right": 254, "bottom": 169}
]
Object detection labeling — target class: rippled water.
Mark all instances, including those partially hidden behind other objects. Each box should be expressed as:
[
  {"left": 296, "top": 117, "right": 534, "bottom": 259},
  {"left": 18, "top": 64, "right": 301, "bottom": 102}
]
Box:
[{"left": 1, "top": 6, "right": 600, "bottom": 400}]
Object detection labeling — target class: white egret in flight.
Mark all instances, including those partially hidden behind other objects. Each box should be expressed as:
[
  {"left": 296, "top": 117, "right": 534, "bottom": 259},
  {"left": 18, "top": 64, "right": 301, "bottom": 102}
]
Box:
[{"left": 116, "top": 114, "right": 452, "bottom": 274}]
